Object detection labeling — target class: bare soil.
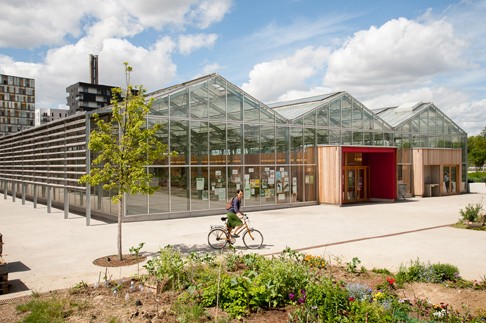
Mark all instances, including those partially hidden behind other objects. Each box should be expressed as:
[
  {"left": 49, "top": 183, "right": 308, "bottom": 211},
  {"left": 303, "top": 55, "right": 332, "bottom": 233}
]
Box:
[{"left": 1, "top": 266, "right": 485, "bottom": 322}]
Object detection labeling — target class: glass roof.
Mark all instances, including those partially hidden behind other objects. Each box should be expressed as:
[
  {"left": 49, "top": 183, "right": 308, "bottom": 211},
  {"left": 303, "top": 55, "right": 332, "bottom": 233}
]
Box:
[
  {"left": 374, "top": 102, "right": 467, "bottom": 135},
  {"left": 267, "top": 93, "right": 342, "bottom": 120}
]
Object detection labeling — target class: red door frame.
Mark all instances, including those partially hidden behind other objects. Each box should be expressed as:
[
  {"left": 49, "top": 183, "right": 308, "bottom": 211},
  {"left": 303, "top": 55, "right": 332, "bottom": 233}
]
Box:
[{"left": 342, "top": 147, "right": 397, "bottom": 200}]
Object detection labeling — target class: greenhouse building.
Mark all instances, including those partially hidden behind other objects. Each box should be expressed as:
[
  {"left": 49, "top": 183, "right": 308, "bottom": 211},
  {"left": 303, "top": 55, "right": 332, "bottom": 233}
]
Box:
[{"left": 0, "top": 74, "right": 468, "bottom": 223}]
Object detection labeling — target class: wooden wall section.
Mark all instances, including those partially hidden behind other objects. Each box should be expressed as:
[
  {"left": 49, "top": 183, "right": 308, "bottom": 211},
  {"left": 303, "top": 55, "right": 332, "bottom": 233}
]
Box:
[
  {"left": 317, "top": 146, "right": 342, "bottom": 204},
  {"left": 412, "top": 148, "right": 462, "bottom": 196}
]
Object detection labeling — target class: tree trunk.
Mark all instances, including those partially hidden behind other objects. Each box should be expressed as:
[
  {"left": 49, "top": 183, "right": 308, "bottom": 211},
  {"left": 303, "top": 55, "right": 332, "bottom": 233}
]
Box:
[{"left": 118, "top": 197, "right": 123, "bottom": 260}]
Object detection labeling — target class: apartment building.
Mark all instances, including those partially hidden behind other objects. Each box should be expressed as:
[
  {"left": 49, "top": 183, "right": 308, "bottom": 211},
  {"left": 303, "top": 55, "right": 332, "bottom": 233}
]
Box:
[
  {"left": 34, "top": 108, "right": 69, "bottom": 126},
  {"left": 0, "top": 74, "right": 35, "bottom": 136}
]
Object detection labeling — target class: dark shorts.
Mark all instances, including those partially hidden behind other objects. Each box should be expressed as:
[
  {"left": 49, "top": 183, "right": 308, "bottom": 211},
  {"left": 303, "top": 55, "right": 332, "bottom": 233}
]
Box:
[{"left": 227, "top": 212, "right": 243, "bottom": 228}]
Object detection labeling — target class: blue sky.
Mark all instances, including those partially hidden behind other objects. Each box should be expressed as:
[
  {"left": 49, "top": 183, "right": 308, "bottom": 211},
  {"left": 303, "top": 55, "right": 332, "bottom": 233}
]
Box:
[{"left": 0, "top": 0, "right": 485, "bottom": 134}]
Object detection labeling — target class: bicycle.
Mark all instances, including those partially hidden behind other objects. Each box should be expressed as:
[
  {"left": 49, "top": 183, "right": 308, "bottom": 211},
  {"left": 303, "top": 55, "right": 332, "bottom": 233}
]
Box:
[{"left": 207, "top": 214, "right": 264, "bottom": 249}]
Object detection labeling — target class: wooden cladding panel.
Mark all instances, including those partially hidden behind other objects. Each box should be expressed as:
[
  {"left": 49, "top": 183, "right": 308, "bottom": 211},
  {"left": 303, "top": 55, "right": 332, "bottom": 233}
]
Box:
[
  {"left": 416, "top": 148, "right": 462, "bottom": 165},
  {"left": 317, "top": 146, "right": 341, "bottom": 204}
]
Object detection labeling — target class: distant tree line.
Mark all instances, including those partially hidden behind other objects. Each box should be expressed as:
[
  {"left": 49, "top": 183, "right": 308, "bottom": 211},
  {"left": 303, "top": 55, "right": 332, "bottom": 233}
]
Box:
[{"left": 468, "top": 126, "right": 486, "bottom": 170}]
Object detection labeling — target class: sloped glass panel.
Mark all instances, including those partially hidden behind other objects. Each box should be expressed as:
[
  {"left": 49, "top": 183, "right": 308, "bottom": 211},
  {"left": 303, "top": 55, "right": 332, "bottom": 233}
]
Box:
[
  {"left": 353, "top": 131, "right": 363, "bottom": 145},
  {"left": 191, "top": 166, "right": 209, "bottom": 210},
  {"left": 384, "top": 133, "right": 393, "bottom": 146},
  {"left": 452, "top": 135, "right": 461, "bottom": 148},
  {"left": 244, "top": 124, "right": 260, "bottom": 164},
  {"left": 316, "top": 129, "right": 329, "bottom": 144},
  {"left": 428, "top": 108, "right": 436, "bottom": 134},
  {"left": 411, "top": 117, "right": 420, "bottom": 133},
  {"left": 261, "top": 125, "right": 275, "bottom": 164},
  {"left": 208, "top": 78, "right": 226, "bottom": 120},
  {"left": 304, "top": 128, "right": 315, "bottom": 147},
  {"left": 330, "top": 129, "right": 341, "bottom": 144},
  {"left": 245, "top": 166, "right": 260, "bottom": 206},
  {"left": 373, "top": 117, "right": 383, "bottom": 131},
  {"left": 329, "top": 99, "right": 341, "bottom": 127},
  {"left": 150, "top": 96, "right": 169, "bottom": 116},
  {"left": 374, "top": 132, "right": 383, "bottom": 145},
  {"left": 126, "top": 194, "right": 148, "bottom": 216},
  {"left": 170, "top": 120, "right": 189, "bottom": 164},
  {"left": 316, "top": 103, "right": 329, "bottom": 126},
  {"left": 261, "top": 107, "right": 276, "bottom": 123},
  {"left": 442, "top": 135, "right": 453, "bottom": 148},
  {"left": 304, "top": 110, "right": 316, "bottom": 126},
  {"left": 148, "top": 117, "right": 169, "bottom": 165},
  {"left": 209, "top": 122, "right": 226, "bottom": 164},
  {"left": 190, "top": 82, "right": 208, "bottom": 119},
  {"left": 209, "top": 166, "right": 226, "bottom": 208},
  {"left": 436, "top": 114, "right": 444, "bottom": 134},
  {"left": 352, "top": 100, "right": 363, "bottom": 129},
  {"left": 342, "top": 96, "right": 352, "bottom": 128},
  {"left": 363, "top": 110, "right": 373, "bottom": 130},
  {"left": 148, "top": 167, "right": 169, "bottom": 213},
  {"left": 276, "top": 126, "right": 289, "bottom": 164},
  {"left": 170, "top": 166, "right": 189, "bottom": 211},
  {"left": 227, "top": 84, "right": 242, "bottom": 121},
  {"left": 342, "top": 130, "right": 352, "bottom": 145},
  {"left": 190, "top": 121, "right": 208, "bottom": 165},
  {"left": 275, "top": 113, "right": 287, "bottom": 124},
  {"left": 170, "top": 89, "right": 188, "bottom": 117},
  {"left": 293, "top": 116, "right": 304, "bottom": 125},
  {"left": 401, "top": 121, "right": 410, "bottom": 133},
  {"left": 290, "top": 127, "right": 303, "bottom": 164},
  {"left": 243, "top": 96, "right": 259, "bottom": 122},
  {"left": 227, "top": 123, "right": 242, "bottom": 164},
  {"left": 420, "top": 111, "right": 428, "bottom": 132},
  {"left": 429, "top": 136, "right": 437, "bottom": 148}
]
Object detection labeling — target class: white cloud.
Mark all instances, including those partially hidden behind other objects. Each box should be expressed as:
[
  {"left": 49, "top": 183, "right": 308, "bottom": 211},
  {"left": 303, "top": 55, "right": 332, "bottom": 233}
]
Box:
[
  {"left": 0, "top": 0, "right": 233, "bottom": 49},
  {"left": 201, "top": 63, "right": 223, "bottom": 75},
  {"left": 178, "top": 34, "right": 218, "bottom": 55},
  {"left": 190, "top": 0, "right": 233, "bottom": 29},
  {"left": 324, "top": 18, "right": 470, "bottom": 95},
  {"left": 241, "top": 46, "right": 330, "bottom": 102},
  {"left": 0, "top": 0, "right": 87, "bottom": 49}
]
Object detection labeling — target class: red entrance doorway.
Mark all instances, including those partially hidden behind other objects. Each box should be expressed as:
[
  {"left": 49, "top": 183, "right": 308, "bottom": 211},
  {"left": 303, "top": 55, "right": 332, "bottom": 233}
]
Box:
[{"left": 342, "top": 147, "right": 397, "bottom": 203}]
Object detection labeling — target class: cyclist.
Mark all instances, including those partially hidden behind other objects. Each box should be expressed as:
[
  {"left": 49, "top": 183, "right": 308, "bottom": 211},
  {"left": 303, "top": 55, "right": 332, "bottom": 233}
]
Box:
[{"left": 227, "top": 189, "right": 245, "bottom": 238}]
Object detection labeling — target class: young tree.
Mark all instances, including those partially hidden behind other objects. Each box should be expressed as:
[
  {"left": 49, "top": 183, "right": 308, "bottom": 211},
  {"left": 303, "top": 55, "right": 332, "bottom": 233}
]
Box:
[{"left": 80, "top": 62, "right": 172, "bottom": 260}]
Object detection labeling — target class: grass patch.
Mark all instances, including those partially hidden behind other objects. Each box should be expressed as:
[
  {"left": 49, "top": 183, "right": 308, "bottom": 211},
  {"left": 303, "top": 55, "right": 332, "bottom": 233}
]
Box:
[{"left": 16, "top": 297, "right": 67, "bottom": 322}]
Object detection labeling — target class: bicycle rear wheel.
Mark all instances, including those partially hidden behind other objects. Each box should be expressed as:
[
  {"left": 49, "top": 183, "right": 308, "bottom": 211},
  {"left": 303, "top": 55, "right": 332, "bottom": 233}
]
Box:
[
  {"left": 208, "top": 228, "right": 229, "bottom": 249},
  {"left": 242, "top": 229, "right": 264, "bottom": 249}
]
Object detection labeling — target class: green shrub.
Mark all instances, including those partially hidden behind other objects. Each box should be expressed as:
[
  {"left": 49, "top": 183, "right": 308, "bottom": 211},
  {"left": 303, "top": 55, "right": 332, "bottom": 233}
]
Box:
[
  {"left": 468, "top": 171, "right": 486, "bottom": 183},
  {"left": 143, "top": 245, "right": 189, "bottom": 291},
  {"left": 459, "top": 202, "right": 484, "bottom": 223},
  {"left": 295, "top": 278, "right": 350, "bottom": 321},
  {"left": 396, "top": 259, "right": 460, "bottom": 284}
]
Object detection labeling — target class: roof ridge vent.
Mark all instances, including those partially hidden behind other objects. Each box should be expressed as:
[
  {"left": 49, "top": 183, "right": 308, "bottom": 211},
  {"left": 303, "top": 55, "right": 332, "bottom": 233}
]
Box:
[{"left": 395, "top": 101, "right": 422, "bottom": 113}]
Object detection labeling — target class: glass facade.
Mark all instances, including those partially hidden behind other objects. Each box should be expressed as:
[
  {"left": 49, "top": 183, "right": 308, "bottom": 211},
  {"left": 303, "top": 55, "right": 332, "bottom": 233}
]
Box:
[
  {"left": 0, "top": 74, "right": 468, "bottom": 221},
  {"left": 128, "top": 75, "right": 317, "bottom": 217}
]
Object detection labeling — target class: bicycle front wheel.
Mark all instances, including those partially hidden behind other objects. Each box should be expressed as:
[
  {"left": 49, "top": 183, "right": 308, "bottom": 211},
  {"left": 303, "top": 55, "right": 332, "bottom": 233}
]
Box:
[
  {"left": 242, "top": 229, "right": 264, "bottom": 249},
  {"left": 208, "top": 228, "right": 229, "bottom": 249}
]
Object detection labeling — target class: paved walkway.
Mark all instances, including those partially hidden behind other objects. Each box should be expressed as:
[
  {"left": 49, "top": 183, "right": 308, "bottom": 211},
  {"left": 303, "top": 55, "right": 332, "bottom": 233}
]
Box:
[{"left": 1, "top": 192, "right": 486, "bottom": 300}]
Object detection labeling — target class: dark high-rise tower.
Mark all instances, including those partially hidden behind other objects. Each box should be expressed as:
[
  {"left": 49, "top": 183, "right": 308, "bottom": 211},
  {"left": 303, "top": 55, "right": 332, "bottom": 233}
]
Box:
[{"left": 66, "top": 54, "right": 115, "bottom": 114}]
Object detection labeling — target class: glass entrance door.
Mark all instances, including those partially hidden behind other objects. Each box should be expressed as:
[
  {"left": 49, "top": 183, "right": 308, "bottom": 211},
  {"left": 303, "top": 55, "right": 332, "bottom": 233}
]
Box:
[
  {"left": 343, "top": 166, "right": 369, "bottom": 203},
  {"left": 443, "top": 165, "right": 458, "bottom": 194}
]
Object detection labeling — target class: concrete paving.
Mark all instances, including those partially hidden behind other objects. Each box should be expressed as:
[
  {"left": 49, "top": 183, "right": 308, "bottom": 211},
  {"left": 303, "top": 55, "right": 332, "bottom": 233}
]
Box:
[{"left": 1, "top": 192, "right": 486, "bottom": 300}]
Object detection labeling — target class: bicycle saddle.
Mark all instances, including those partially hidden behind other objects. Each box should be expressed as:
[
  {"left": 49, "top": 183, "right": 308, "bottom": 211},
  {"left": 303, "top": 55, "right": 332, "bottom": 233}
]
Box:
[{"left": 221, "top": 217, "right": 227, "bottom": 221}]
